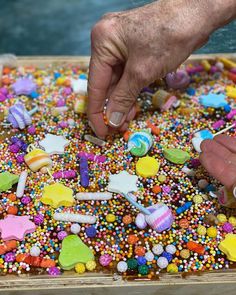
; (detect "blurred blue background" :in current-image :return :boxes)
[0,0,235,55]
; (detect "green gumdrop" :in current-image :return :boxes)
[0,172,19,192]
[127,258,138,270]
[59,235,94,270]
[138,265,149,275]
[163,148,190,164]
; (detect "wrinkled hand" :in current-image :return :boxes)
[87,0,218,138]
[200,135,236,191]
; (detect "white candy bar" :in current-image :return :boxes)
[53,212,96,224]
[76,192,112,200]
[16,171,28,198]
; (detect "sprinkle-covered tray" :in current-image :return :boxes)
[0,54,236,295]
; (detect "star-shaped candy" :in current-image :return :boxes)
[219,234,236,261]
[39,134,69,155]
[12,78,37,96]
[41,183,74,208]
[199,93,227,108]
[107,171,138,195]
[0,172,19,193]
[0,215,36,241]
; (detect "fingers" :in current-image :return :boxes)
[199,152,236,189]
[87,56,112,138]
[214,134,236,154]
[201,138,236,165]
[106,70,141,128]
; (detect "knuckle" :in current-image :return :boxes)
[112,93,135,109]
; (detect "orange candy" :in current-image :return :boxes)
[123,130,132,142]
[2,77,11,85]
[8,193,16,202]
[179,218,189,229]
[146,120,160,135]
[122,215,133,225]
[0,240,17,255]
[152,185,161,194]
[187,241,205,255]
[3,67,11,75]
[127,234,139,245]
[228,72,236,83]
[135,246,145,256]
[7,206,18,215]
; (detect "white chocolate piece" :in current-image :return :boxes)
[84,134,106,147]
[76,192,112,201]
[16,171,28,198]
[71,78,88,95]
[53,212,96,224]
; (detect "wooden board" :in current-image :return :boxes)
[0,53,236,295]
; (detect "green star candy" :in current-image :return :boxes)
[0,172,19,193]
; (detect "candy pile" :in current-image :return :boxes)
[0,57,236,279]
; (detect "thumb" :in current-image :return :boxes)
[106,70,141,128]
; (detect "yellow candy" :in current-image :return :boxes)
[226,86,236,99]
[158,174,166,183]
[229,216,236,227]
[180,249,190,259]
[217,214,227,223]
[56,77,66,86]
[75,263,85,274]
[201,60,211,71]
[106,214,116,223]
[74,96,88,114]
[219,234,236,261]
[167,263,178,273]
[193,195,203,204]
[218,57,236,69]
[197,225,207,236]
[207,226,217,238]
[136,156,160,178]
[86,260,96,271]
[41,183,74,208]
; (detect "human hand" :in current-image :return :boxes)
[199,134,236,191]
[87,0,229,138]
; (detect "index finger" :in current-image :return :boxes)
[87,55,112,138]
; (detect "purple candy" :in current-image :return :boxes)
[191,158,201,168]
[12,78,37,95]
[28,125,36,135]
[48,266,61,276]
[16,154,25,164]
[166,70,190,90]
[9,144,20,153]
[21,196,31,205]
[4,252,16,263]
[80,156,89,188]
[33,214,44,225]
[59,121,68,128]
[63,87,72,95]
[0,93,6,102]
[0,87,8,96]
[99,254,112,266]
[57,231,67,240]
[56,99,65,107]
[7,103,32,129]
[222,222,234,233]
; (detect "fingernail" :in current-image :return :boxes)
[109,112,124,127]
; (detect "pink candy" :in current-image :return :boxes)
[99,254,112,266]
[78,152,106,163]
[52,170,77,179]
[212,120,225,130]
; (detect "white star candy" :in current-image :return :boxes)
[107,171,138,195]
[39,134,69,155]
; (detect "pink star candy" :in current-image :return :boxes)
[0,215,36,241]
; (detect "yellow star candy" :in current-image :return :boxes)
[41,183,74,208]
[219,234,236,261]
